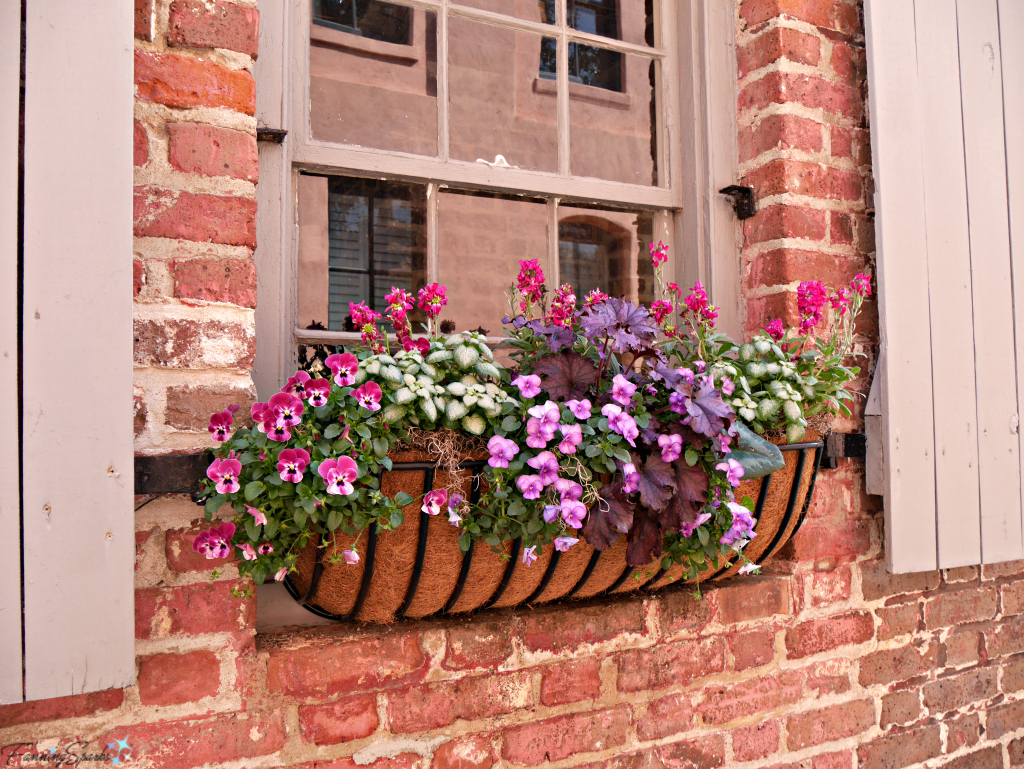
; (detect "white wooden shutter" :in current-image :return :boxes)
[17,0,136,701]
[866,0,1024,572]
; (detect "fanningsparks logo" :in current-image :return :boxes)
[1,738,131,767]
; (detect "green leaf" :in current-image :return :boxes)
[244,481,266,501]
[244,518,260,542]
[501,415,519,432]
[380,457,393,471]
[263,518,279,540]
[393,491,414,507]
[389,510,404,528]
[327,509,343,531]
[697,527,709,546]
[355,424,372,441]
[318,439,332,456]
[323,423,342,439]
[728,423,785,479]
[372,437,388,458]
[205,495,226,514]
[684,448,699,467]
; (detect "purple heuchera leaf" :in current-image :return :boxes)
[686,381,734,437]
[533,351,599,401]
[583,482,634,550]
[579,298,658,353]
[633,453,676,511]
[626,505,664,566]
[649,363,686,389]
[665,460,710,532]
[525,320,576,352]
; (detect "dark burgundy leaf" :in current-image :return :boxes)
[686,382,734,437]
[626,506,664,566]
[533,351,599,401]
[638,416,662,445]
[635,454,676,511]
[665,460,710,531]
[583,483,634,550]
[668,421,705,449]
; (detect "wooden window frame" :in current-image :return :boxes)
[253,0,740,397]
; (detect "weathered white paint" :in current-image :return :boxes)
[864,355,883,498]
[21,0,135,699]
[865,0,940,573]
[0,0,23,705]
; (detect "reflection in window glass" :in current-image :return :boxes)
[313,0,412,44]
[540,0,622,91]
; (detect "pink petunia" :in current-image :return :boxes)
[192,522,236,560]
[487,435,519,469]
[521,545,538,566]
[318,456,359,495]
[422,489,448,516]
[557,423,582,454]
[207,457,242,494]
[343,549,360,565]
[560,500,587,529]
[284,370,311,397]
[246,505,267,526]
[512,374,542,399]
[658,434,683,463]
[352,381,383,411]
[553,536,579,552]
[516,474,545,500]
[565,399,592,420]
[277,448,311,483]
[305,378,331,407]
[208,410,234,442]
[611,374,637,407]
[325,352,359,387]
[269,392,304,428]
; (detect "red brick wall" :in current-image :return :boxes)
[2,2,1024,768]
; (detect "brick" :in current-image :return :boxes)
[521,600,645,652]
[938,748,1003,769]
[857,726,941,769]
[745,160,862,201]
[698,671,804,726]
[500,706,630,764]
[660,587,713,636]
[876,602,921,640]
[786,611,873,659]
[138,651,220,706]
[859,642,938,687]
[732,720,779,762]
[729,629,775,671]
[135,0,153,39]
[388,672,532,733]
[167,123,259,183]
[945,712,982,752]
[716,576,791,624]
[739,0,861,37]
[1004,656,1024,693]
[737,27,821,77]
[616,638,726,693]
[134,318,255,370]
[102,711,286,769]
[432,735,493,769]
[134,51,255,115]
[444,620,514,670]
[636,693,694,741]
[986,616,1024,657]
[134,119,149,166]
[982,560,1024,580]
[165,526,232,572]
[739,72,862,121]
[745,291,800,334]
[880,689,919,728]
[804,657,852,695]
[805,566,853,607]
[0,689,123,728]
[172,258,258,307]
[133,258,146,298]
[923,668,998,714]
[943,565,979,584]
[299,696,379,745]
[134,394,149,436]
[861,560,940,601]
[744,204,828,244]
[740,114,824,162]
[168,0,259,58]
[830,126,869,165]
[925,588,998,629]
[1010,736,1024,767]
[267,631,426,698]
[165,383,256,433]
[1004,580,1024,614]
[829,211,874,252]
[785,698,875,750]
[540,659,601,706]
[943,629,982,667]
[134,186,257,247]
[135,581,254,639]
[982,699,1024,739]
[829,40,865,88]
[608,736,725,769]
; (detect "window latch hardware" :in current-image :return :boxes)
[257,127,288,143]
[719,185,756,220]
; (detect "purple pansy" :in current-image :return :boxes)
[720,501,756,546]
[554,536,579,552]
[557,423,582,454]
[621,462,640,494]
[554,477,583,501]
[487,435,519,468]
[716,457,744,488]
[565,398,592,419]
[658,433,683,463]
[680,512,712,538]
[526,451,560,486]
[422,489,448,516]
[611,374,637,407]
[526,418,553,449]
[516,474,545,500]
[512,374,542,399]
[522,545,538,566]
[669,391,687,414]
[560,500,587,529]
[542,505,560,523]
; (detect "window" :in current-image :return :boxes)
[540,0,626,92]
[312,0,413,44]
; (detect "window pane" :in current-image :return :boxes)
[298,174,427,332]
[565,0,654,48]
[438,190,548,334]
[557,205,658,305]
[310,4,438,156]
[451,0,549,23]
[449,18,559,173]
[570,49,657,185]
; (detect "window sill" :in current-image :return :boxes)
[310,22,420,64]
[532,77,632,109]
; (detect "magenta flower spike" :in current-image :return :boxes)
[318,456,358,496]
[565,398,592,420]
[284,370,311,397]
[560,500,587,529]
[421,489,448,516]
[658,433,683,463]
[343,549,360,565]
[326,352,359,387]
[526,451,560,486]
[487,435,519,468]
[611,374,637,407]
[277,448,311,483]
[557,423,582,454]
[515,474,544,500]
[512,374,541,399]
[352,381,383,411]
[245,505,267,526]
[521,545,538,566]
[305,378,331,407]
[765,318,785,341]
[851,272,872,297]
[208,410,233,442]
[554,536,579,552]
[207,457,242,494]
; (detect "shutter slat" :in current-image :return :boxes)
[21,0,135,699]
[957,0,1024,565]
[915,0,982,568]
[865,0,940,573]
[0,0,23,705]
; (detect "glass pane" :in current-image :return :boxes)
[556,205,657,305]
[449,18,558,173]
[565,0,654,48]
[452,0,549,23]
[438,190,548,334]
[298,174,427,333]
[310,3,438,156]
[570,49,657,185]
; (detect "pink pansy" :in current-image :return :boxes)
[246,505,267,526]
[343,549,360,565]
[528,400,561,430]
[658,434,683,463]
[284,370,311,397]
[554,536,579,552]
[422,489,448,516]
[526,418,552,449]
[325,352,359,387]
[352,381,383,411]
[208,410,233,442]
[207,457,242,494]
[267,423,291,442]
[269,392,304,428]
[669,392,686,415]
[557,423,582,454]
[713,433,733,455]
[716,457,744,488]
[602,405,638,447]
[565,399,592,420]
[621,462,640,494]
[516,474,545,500]
[258,543,274,555]
[192,522,236,560]
[720,502,757,546]
[318,456,358,495]
[239,543,257,561]
[721,377,735,396]
[680,512,712,538]
[527,451,560,486]
[611,375,637,407]
[521,545,538,566]
[554,477,582,501]
[305,379,331,407]
[560,500,587,529]
[543,505,560,523]
[487,435,519,468]
[274,567,288,582]
[511,374,542,399]
[277,448,311,483]
[765,318,785,341]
